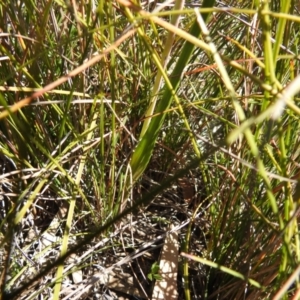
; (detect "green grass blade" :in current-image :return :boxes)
[129,0,216,184]
[181,252,262,289]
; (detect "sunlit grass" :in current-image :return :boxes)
[0,0,300,299]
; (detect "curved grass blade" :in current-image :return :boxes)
[129,0,216,184]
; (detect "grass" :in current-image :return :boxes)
[0,0,300,299]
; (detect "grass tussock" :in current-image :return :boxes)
[0,0,300,299]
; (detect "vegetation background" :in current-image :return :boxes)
[0,0,300,299]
